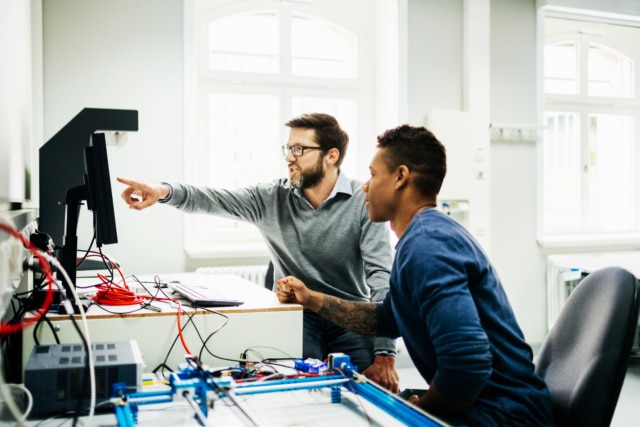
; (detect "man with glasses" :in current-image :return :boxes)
[117,113,399,392]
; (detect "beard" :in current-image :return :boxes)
[290,156,325,190]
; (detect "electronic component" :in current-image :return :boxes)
[140,302,162,312]
[111,353,444,427]
[328,352,354,372]
[294,357,327,374]
[24,339,144,416]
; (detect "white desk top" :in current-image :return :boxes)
[50,272,302,317]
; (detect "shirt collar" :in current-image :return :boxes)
[292,170,353,201]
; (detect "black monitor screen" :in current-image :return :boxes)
[84,133,117,247]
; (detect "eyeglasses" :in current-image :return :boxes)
[281,145,324,157]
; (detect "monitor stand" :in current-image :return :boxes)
[57,184,89,314]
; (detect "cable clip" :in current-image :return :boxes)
[140,302,162,312]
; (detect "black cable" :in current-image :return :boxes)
[96,246,115,277]
[154,310,199,378]
[197,308,233,362]
[153,305,238,377]
[130,274,168,304]
[67,312,90,427]
[75,234,96,269]
[91,302,146,316]
[32,314,61,346]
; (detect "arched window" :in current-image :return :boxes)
[184,0,398,258]
[542,15,640,243]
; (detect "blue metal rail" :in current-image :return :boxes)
[111,355,449,426]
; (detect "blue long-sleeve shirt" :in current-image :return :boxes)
[376,208,554,426]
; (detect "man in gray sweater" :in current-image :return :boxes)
[117,113,399,391]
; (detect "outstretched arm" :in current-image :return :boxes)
[278,276,398,391]
[277,276,378,336]
[117,177,171,210]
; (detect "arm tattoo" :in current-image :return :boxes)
[318,295,377,336]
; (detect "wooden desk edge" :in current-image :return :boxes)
[32,303,303,320]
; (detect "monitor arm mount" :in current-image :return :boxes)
[59,184,90,314]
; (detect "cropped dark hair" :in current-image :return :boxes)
[376,124,447,197]
[286,113,349,167]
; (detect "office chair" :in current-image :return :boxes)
[534,266,640,427]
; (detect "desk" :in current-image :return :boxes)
[22,272,303,375]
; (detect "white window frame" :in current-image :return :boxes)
[183,0,403,259]
[538,6,640,251]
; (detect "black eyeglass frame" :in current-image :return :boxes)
[281,145,325,157]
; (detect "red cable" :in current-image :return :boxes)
[91,273,145,305]
[0,225,195,359]
[175,299,193,356]
[84,258,193,356]
[83,252,129,289]
[90,268,192,356]
[0,222,55,336]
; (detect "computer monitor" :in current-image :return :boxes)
[58,133,117,289]
[38,108,137,290]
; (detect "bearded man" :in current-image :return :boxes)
[117,113,399,391]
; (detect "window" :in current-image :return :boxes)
[185,0,398,258]
[541,15,640,245]
[208,11,279,74]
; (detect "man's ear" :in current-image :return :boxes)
[325,147,340,165]
[394,165,410,190]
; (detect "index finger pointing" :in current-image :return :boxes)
[116,177,139,187]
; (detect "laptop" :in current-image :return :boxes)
[167,280,244,307]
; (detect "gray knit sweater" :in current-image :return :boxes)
[165,172,395,352]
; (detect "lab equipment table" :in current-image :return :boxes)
[22,272,303,375]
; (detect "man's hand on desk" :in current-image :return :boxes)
[362,354,400,394]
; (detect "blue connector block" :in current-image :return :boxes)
[294,358,327,374]
[328,353,357,373]
[331,385,342,403]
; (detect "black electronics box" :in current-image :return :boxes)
[24,340,144,416]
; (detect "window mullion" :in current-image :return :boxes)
[579,109,590,230]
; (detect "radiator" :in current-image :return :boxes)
[196,264,269,287]
[546,257,584,331]
[546,252,640,353]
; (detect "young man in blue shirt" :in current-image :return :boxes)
[276,124,555,426]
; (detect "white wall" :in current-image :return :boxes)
[489,0,546,343]
[0,1,33,205]
[406,0,547,342]
[37,0,640,344]
[41,0,186,274]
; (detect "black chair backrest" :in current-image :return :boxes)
[534,266,640,427]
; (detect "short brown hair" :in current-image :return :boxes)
[286,113,349,167]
